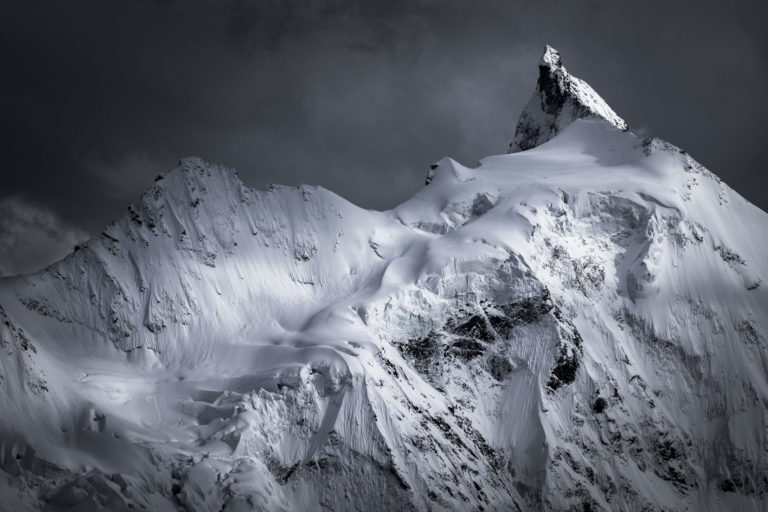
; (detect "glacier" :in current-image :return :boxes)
[0,46,766,511]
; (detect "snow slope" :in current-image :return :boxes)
[0,46,766,511]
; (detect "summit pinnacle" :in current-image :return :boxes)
[508,45,628,153]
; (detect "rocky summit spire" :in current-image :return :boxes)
[508,45,628,153]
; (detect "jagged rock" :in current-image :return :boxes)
[508,45,628,153]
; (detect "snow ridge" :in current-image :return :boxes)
[509,45,628,153]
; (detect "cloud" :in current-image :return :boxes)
[0,197,89,278]
[83,150,165,199]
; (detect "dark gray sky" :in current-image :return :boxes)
[2,0,767,276]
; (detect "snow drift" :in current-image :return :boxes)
[0,46,766,511]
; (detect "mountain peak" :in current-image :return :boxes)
[146,156,244,200]
[541,44,562,68]
[508,45,628,153]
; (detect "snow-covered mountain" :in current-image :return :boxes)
[1,46,767,511]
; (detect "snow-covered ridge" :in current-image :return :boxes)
[0,47,767,511]
[509,45,628,153]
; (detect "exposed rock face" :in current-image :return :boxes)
[508,45,628,153]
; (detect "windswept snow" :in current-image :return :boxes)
[0,46,767,511]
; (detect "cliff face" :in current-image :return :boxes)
[0,47,766,511]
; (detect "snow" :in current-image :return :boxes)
[0,46,767,511]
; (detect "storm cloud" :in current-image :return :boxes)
[0,197,87,277]
[2,0,767,273]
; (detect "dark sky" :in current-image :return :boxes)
[2,0,767,276]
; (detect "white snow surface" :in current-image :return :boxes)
[1,48,767,511]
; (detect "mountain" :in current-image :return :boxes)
[1,46,767,512]
[508,45,628,153]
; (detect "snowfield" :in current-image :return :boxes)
[0,46,766,511]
